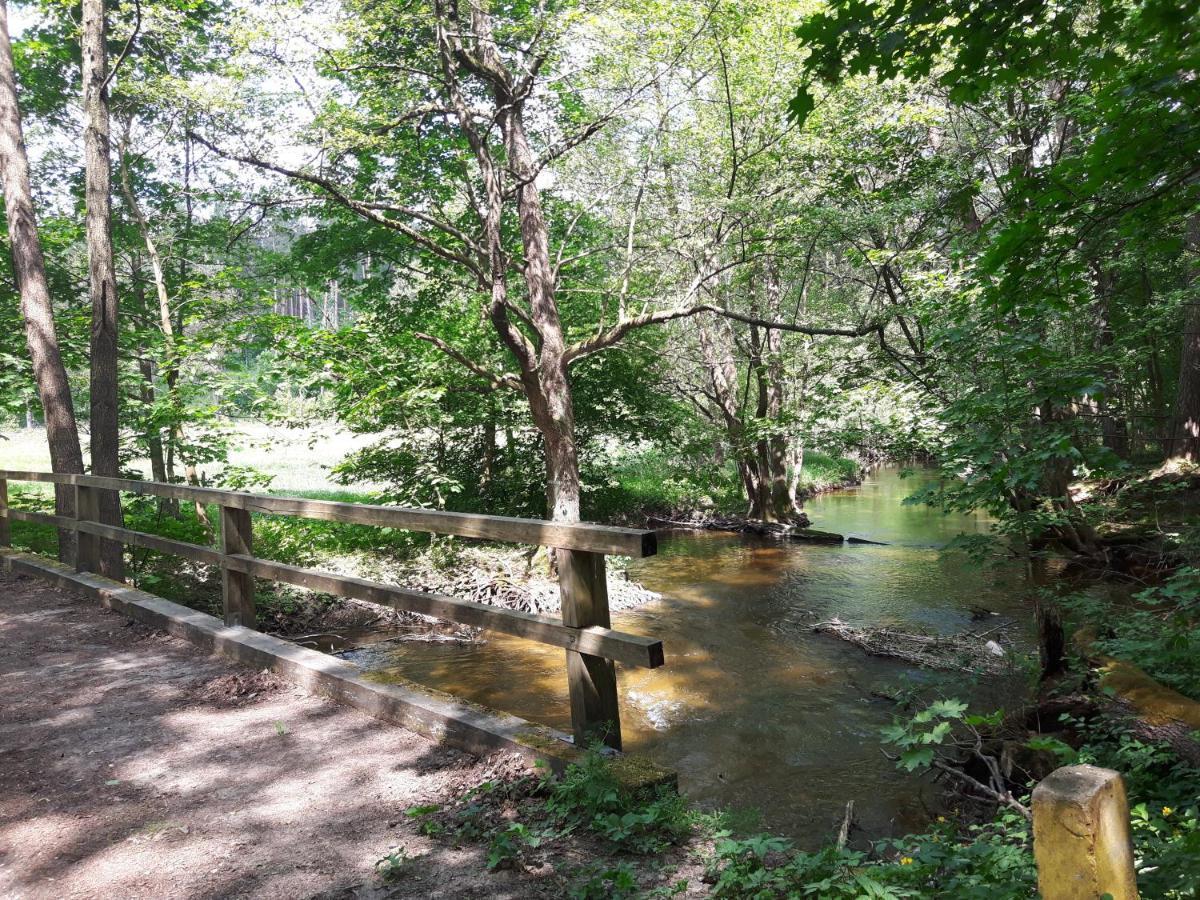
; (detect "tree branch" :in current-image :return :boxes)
[414,332,523,393]
[100,0,140,95]
[565,304,884,365]
[187,132,486,278]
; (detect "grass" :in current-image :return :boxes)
[3,423,860,520]
[3,423,861,623]
[583,445,860,522]
[0,423,387,493]
[795,451,862,496]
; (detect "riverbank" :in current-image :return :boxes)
[593,449,861,527]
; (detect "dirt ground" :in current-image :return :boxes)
[0,570,598,899]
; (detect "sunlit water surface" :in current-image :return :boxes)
[340,468,1043,846]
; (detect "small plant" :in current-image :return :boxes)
[568,862,640,899]
[374,846,411,882]
[485,822,544,871]
[273,720,288,736]
[543,750,691,852]
[1063,568,1200,700]
[880,700,1029,819]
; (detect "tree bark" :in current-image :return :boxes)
[82,0,123,579]
[0,0,83,561]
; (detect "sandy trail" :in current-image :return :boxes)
[0,570,548,899]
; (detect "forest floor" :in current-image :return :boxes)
[0,571,707,899]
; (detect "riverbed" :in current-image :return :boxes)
[340,468,1039,846]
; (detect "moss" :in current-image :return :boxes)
[608,752,678,794]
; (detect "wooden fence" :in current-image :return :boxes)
[0,470,664,751]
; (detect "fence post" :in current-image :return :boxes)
[0,477,9,548]
[75,484,100,574]
[1032,764,1139,900]
[220,504,256,628]
[558,549,622,751]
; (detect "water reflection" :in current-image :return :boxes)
[341,468,1038,846]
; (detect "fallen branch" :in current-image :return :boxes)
[932,760,1032,821]
[836,800,855,849]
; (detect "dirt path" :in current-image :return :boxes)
[0,571,554,899]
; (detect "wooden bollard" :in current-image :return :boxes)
[220,505,256,628]
[75,484,101,574]
[558,548,622,751]
[0,477,9,547]
[1032,764,1139,900]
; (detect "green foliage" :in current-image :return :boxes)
[567,862,640,900]
[581,445,743,521]
[543,751,691,854]
[486,822,548,871]
[703,709,1200,898]
[1063,568,1200,700]
[880,698,970,772]
[1063,714,1200,897]
[374,846,411,883]
[704,814,1035,899]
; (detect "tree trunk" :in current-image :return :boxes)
[118,130,207,530]
[1036,594,1067,680]
[481,420,496,498]
[0,0,83,562]
[503,109,579,522]
[1092,263,1129,458]
[747,268,802,523]
[697,317,763,516]
[1170,216,1200,461]
[82,0,123,579]
[137,359,168,484]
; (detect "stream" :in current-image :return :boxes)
[339,467,1042,846]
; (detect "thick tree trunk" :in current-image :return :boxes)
[747,273,803,523]
[0,0,83,561]
[82,0,123,579]
[487,17,579,523]
[697,318,763,516]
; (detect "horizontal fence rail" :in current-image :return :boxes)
[0,469,663,749]
[0,470,656,557]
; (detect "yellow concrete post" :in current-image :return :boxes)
[1032,764,1139,900]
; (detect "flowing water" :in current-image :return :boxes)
[340,468,1041,846]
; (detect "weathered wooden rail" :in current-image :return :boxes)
[0,469,662,751]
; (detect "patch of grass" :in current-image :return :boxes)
[0,422,388,492]
[794,451,861,496]
[582,446,741,521]
[581,445,859,522]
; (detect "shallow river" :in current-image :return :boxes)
[341,468,1041,846]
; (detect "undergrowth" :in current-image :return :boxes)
[1063,567,1200,701]
[401,705,1200,899]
